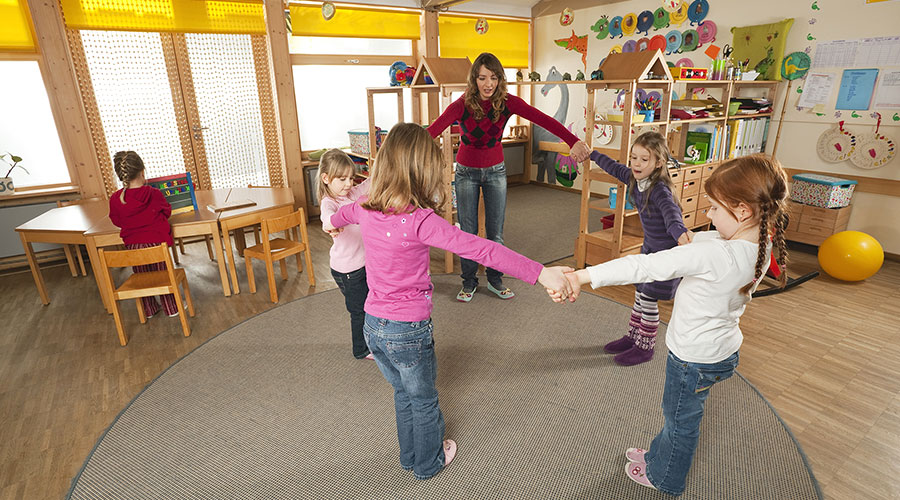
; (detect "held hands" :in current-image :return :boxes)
[569,140,591,163]
[321,219,342,238]
[546,269,591,303]
[677,230,694,246]
[538,266,575,302]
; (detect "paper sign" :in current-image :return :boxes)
[704,44,721,59]
[797,72,835,108]
[836,69,879,110]
[873,70,900,108]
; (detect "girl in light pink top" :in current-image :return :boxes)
[324,123,573,480]
[318,149,372,360]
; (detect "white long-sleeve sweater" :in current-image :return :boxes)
[587,231,766,363]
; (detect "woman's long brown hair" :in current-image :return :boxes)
[464,52,508,123]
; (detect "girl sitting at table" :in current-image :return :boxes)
[108,150,179,318]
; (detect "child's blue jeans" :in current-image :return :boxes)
[363,314,446,479]
[330,266,369,358]
[644,350,739,495]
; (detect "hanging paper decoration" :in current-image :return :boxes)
[649,34,667,52]
[322,1,336,20]
[560,8,574,26]
[610,44,623,54]
[475,17,489,34]
[669,3,688,25]
[817,122,857,162]
[636,10,654,35]
[653,8,670,30]
[666,30,682,54]
[687,0,709,25]
[591,15,611,39]
[850,115,895,169]
[622,40,637,53]
[697,20,716,44]
[682,29,700,52]
[609,16,624,38]
[622,13,638,36]
[554,30,588,67]
[676,57,694,67]
[554,151,580,187]
[781,51,810,80]
[704,44,721,59]
[663,0,683,13]
[637,37,651,52]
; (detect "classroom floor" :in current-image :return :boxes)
[0,218,898,500]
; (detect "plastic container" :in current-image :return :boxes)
[609,187,635,210]
[791,173,857,208]
[347,127,387,156]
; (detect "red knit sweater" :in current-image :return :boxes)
[108,185,174,246]
[428,94,578,168]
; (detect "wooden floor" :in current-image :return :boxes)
[0,219,898,500]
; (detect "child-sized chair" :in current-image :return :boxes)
[98,243,195,346]
[244,208,315,303]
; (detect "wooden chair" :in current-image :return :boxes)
[244,208,315,303]
[98,243,195,346]
[57,197,103,276]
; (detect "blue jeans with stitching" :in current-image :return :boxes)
[644,351,739,495]
[363,314,446,479]
[454,162,507,290]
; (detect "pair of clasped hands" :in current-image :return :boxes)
[538,267,589,304]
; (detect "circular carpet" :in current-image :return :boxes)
[68,275,821,499]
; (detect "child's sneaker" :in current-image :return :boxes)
[486,283,515,299]
[442,439,457,467]
[625,461,656,490]
[456,287,476,302]
[167,310,179,318]
[604,335,634,354]
[625,447,646,462]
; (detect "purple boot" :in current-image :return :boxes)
[604,335,635,354]
[613,345,654,366]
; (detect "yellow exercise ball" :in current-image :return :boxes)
[817,231,884,281]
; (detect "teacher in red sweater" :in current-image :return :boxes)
[428,52,590,302]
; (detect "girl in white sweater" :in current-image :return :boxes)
[552,154,789,496]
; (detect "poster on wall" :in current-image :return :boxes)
[836,69,879,110]
[797,73,835,109]
[873,70,900,108]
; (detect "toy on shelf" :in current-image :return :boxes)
[529,71,541,81]
[147,173,198,215]
[673,66,708,80]
[389,61,415,87]
[576,70,585,80]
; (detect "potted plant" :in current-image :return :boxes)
[0,153,28,196]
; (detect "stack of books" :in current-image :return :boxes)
[670,99,724,121]
[728,98,772,115]
[724,118,770,158]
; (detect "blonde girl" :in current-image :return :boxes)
[317,149,372,360]
[588,132,692,366]
[554,154,789,495]
[323,123,572,480]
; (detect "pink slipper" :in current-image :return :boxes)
[442,439,457,467]
[625,447,647,462]
[364,353,375,360]
[625,461,657,490]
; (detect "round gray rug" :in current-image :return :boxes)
[68,275,821,499]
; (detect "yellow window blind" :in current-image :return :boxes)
[1,0,35,51]
[438,15,529,69]
[59,0,266,34]
[289,4,420,39]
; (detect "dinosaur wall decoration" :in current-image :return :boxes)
[554,30,588,68]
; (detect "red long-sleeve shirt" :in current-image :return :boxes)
[108,185,174,246]
[428,94,579,168]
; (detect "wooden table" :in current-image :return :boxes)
[15,200,110,305]
[84,189,233,313]
[216,187,295,294]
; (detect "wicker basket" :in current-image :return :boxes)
[348,127,387,156]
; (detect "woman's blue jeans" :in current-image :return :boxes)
[363,314,446,480]
[454,162,507,290]
[644,351,739,495]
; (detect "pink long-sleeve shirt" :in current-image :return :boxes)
[331,200,543,322]
[319,179,369,273]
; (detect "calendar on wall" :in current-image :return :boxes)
[146,172,198,215]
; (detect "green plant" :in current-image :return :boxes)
[1,153,29,177]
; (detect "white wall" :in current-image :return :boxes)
[532,0,900,253]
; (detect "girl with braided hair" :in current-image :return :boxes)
[108,151,180,318]
[550,154,788,496]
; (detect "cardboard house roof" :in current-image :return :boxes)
[598,49,672,81]
[412,56,471,86]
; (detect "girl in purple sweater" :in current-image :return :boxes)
[589,132,692,366]
[428,52,590,302]
[324,123,573,480]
